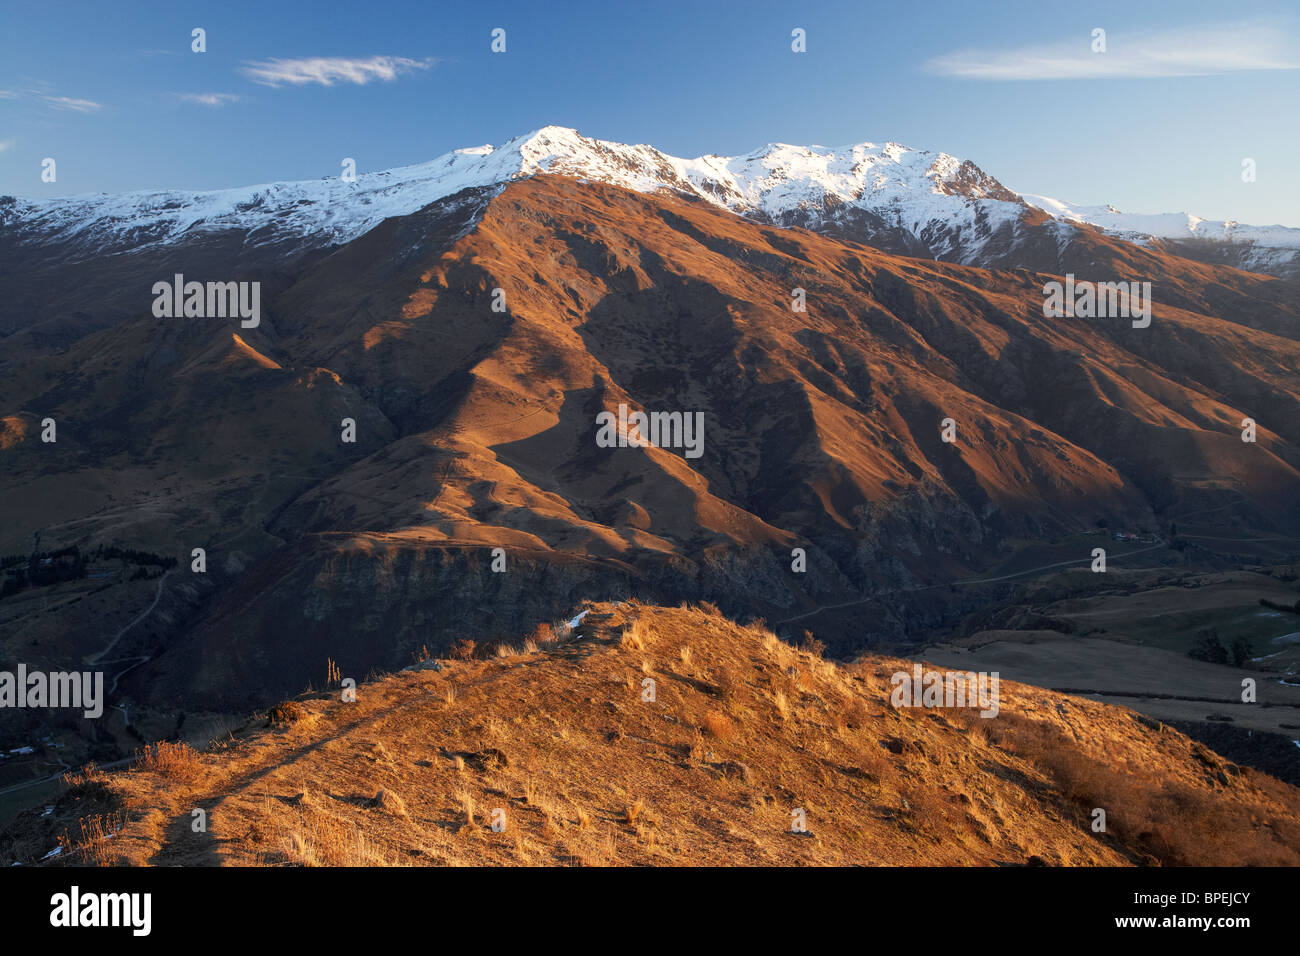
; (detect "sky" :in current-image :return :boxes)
[2,0,1299,226]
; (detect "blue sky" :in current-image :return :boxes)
[2,0,1298,226]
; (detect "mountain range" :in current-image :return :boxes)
[6,126,1299,276]
[1,125,1298,719]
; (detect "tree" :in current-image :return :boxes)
[1230,637,1254,667]
[1189,630,1228,665]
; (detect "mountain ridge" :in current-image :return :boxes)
[4,171,1295,712]
[6,125,1297,278]
[10,601,1298,867]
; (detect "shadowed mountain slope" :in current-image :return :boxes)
[2,173,1298,712]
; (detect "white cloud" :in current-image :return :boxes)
[925,21,1300,80]
[240,55,434,88]
[0,139,14,153]
[43,95,102,112]
[177,92,241,106]
[0,90,19,99]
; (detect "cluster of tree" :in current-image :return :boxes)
[1188,630,1254,667]
[91,544,178,568]
[0,545,87,596]
[0,543,177,600]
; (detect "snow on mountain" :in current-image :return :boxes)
[0,126,1030,264]
[1020,193,1300,276]
[3,125,1296,278]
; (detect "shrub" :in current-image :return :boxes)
[701,710,735,741]
[133,740,202,781]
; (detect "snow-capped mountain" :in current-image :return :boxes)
[3,125,1296,278]
[0,126,1030,265]
[1020,193,1300,279]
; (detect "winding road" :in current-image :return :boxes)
[88,569,171,666]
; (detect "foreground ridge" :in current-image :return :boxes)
[10,602,1298,867]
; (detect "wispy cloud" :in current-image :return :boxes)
[240,55,434,88]
[43,95,102,112]
[176,92,241,107]
[0,139,15,153]
[925,21,1300,80]
[0,90,19,100]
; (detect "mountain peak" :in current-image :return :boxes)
[2,126,1029,262]
[6,126,1296,277]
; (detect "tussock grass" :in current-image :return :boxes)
[773,690,791,721]
[133,741,203,781]
[624,799,645,826]
[283,811,393,866]
[702,709,736,741]
[58,811,125,866]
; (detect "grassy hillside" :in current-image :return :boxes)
[7,601,1298,866]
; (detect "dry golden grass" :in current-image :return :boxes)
[21,601,1299,868]
[985,708,1300,865]
[772,690,791,721]
[527,622,559,646]
[132,740,203,781]
[366,788,409,817]
[800,631,825,659]
[283,811,394,866]
[624,799,645,826]
[701,709,736,741]
[57,811,125,867]
[456,788,476,827]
